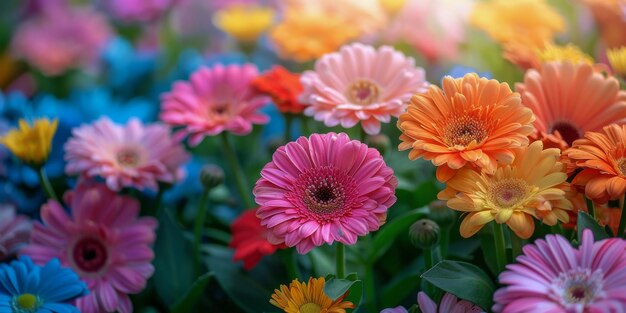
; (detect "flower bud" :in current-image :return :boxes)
[200,164,224,189]
[428,200,457,227]
[409,219,440,249]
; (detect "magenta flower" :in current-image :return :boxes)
[160,64,270,146]
[0,204,31,260]
[300,43,429,135]
[21,181,158,313]
[380,292,484,313]
[64,117,189,191]
[254,133,397,254]
[104,0,178,22]
[493,229,626,312]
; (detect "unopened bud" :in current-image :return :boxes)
[428,200,457,227]
[200,164,224,189]
[409,219,440,249]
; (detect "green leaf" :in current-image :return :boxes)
[171,272,213,313]
[577,211,610,242]
[323,274,363,310]
[368,207,426,263]
[421,260,495,311]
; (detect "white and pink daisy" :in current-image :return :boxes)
[0,204,31,261]
[64,117,190,191]
[160,64,270,146]
[254,132,397,254]
[493,229,626,312]
[300,43,429,135]
[21,181,158,313]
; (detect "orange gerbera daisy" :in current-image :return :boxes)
[568,124,626,204]
[398,73,535,182]
[270,277,354,313]
[440,141,572,239]
[516,62,626,149]
[252,66,306,114]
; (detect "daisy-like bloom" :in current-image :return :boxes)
[254,133,397,254]
[252,66,306,114]
[213,5,274,42]
[64,117,189,191]
[301,43,429,135]
[22,181,158,313]
[516,62,626,150]
[270,277,354,313]
[493,229,626,312]
[583,0,626,48]
[440,141,572,239]
[104,0,177,23]
[536,44,594,67]
[398,73,535,182]
[0,118,57,167]
[160,64,270,146]
[380,292,485,313]
[607,46,626,76]
[0,256,88,313]
[0,204,31,260]
[567,124,626,204]
[230,208,286,270]
[503,43,595,71]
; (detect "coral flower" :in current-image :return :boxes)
[229,208,286,270]
[568,124,626,204]
[0,204,31,261]
[516,62,626,149]
[213,5,274,42]
[301,43,429,135]
[252,66,306,114]
[398,73,535,182]
[493,229,626,312]
[270,277,354,313]
[0,118,57,167]
[583,0,626,48]
[22,181,158,313]
[160,64,270,146]
[607,46,626,76]
[440,141,572,239]
[64,117,189,191]
[254,133,397,254]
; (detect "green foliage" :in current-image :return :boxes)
[577,211,610,243]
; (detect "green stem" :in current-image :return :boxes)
[300,116,311,136]
[37,167,59,202]
[284,114,293,142]
[585,197,595,219]
[220,133,254,209]
[193,188,211,276]
[360,127,367,143]
[492,222,507,273]
[365,264,377,313]
[280,249,299,279]
[424,248,434,272]
[510,233,523,262]
[440,225,451,259]
[152,187,164,217]
[336,243,345,279]
[618,195,626,238]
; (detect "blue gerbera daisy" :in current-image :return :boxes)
[0,256,88,313]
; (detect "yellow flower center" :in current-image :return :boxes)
[15,293,39,310]
[347,80,380,105]
[616,158,626,176]
[300,302,322,313]
[444,115,488,147]
[489,179,529,208]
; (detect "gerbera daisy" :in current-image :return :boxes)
[0,118,57,167]
[252,66,306,114]
[300,43,429,135]
[270,277,354,313]
[22,181,158,313]
[254,133,397,254]
[568,124,626,204]
[440,141,571,239]
[213,5,274,43]
[607,46,626,76]
[493,229,626,312]
[229,208,286,270]
[0,204,31,260]
[516,62,626,149]
[160,64,270,146]
[64,117,189,191]
[398,73,535,182]
[381,292,485,313]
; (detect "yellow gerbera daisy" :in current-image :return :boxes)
[537,44,594,66]
[439,141,572,239]
[1,118,57,166]
[270,277,354,313]
[607,46,626,76]
[213,5,274,43]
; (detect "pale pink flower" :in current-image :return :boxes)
[22,181,158,313]
[493,229,626,312]
[64,117,190,191]
[104,0,178,22]
[160,64,270,146]
[0,204,31,260]
[418,292,485,313]
[300,43,429,135]
[254,132,397,254]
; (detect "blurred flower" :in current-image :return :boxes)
[229,208,285,270]
[418,292,484,313]
[102,0,177,23]
[101,37,158,96]
[583,0,626,48]
[440,141,571,239]
[252,66,306,114]
[0,118,57,167]
[493,230,626,312]
[398,73,534,183]
[270,277,354,312]
[607,46,626,76]
[301,43,429,135]
[11,5,111,76]
[0,256,88,313]
[445,65,492,79]
[22,181,158,313]
[516,62,626,149]
[160,64,270,146]
[213,5,274,43]
[254,133,397,254]
[537,44,594,66]
[378,0,407,15]
[64,117,189,191]
[568,124,626,204]
[0,204,31,260]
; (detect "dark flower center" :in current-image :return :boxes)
[72,237,108,273]
[550,121,581,146]
[444,114,488,147]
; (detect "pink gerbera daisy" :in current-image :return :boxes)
[300,43,429,135]
[21,181,158,313]
[254,132,398,254]
[64,117,190,191]
[493,229,626,312]
[0,204,31,261]
[160,63,270,146]
[380,292,484,313]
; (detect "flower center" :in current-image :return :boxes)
[489,179,529,208]
[116,148,141,168]
[211,102,230,117]
[616,158,626,176]
[551,268,604,307]
[72,237,108,273]
[443,114,488,147]
[549,121,581,146]
[347,80,380,105]
[12,293,40,312]
[300,302,322,313]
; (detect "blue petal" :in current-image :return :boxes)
[41,303,80,313]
